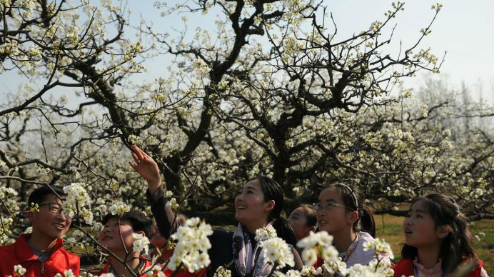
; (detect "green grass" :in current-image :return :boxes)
[375,214,494,276]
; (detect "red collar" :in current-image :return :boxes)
[14,234,64,263]
[99,256,152,277]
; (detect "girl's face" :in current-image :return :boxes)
[288,207,312,241]
[403,200,446,248]
[234,179,273,229]
[316,187,355,236]
[98,218,135,253]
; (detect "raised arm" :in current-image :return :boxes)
[129,145,174,238]
[129,145,162,194]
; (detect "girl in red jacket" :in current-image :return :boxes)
[393,193,488,277]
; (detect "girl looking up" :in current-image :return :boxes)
[315,183,385,267]
[129,145,303,277]
[393,193,488,277]
[288,204,317,242]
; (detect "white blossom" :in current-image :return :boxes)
[109,201,131,217]
[297,231,335,266]
[14,265,26,276]
[363,238,394,260]
[63,183,93,224]
[255,225,277,241]
[63,269,75,277]
[213,266,231,277]
[147,266,165,277]
[260,237,295,268]
[300,266,322,277]
[169,218,213,273]
[132,233,150,255]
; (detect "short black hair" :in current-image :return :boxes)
[28,186,66,206]
[102,210,152,238]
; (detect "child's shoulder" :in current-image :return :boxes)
[461,259,488,277]
[391,259,414,277]
[0,242,16,255]
[58,247,80,258]
[358,232,374,241]
[0,236,21,254]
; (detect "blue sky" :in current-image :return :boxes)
[125,0,494,102]
[1,0,493,104]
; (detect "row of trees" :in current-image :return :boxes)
[1,0,493,260]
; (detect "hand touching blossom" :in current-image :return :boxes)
[129,145,162,193]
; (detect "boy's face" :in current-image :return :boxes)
[27,194,72,240]
[98,217,135,252]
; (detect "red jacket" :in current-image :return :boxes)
[96,257,152,277]
[0,234,80,277]
[392,258,484,277]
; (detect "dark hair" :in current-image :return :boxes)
[299,204,317,227]
[28,186,66,206]
[328,183,375,237]
[255,176,297,246]
[401,194,478,274]
[102,210,153,238]
[174,213,187,227]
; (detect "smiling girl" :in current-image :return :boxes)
[393,193,488,277]
[129,145,303,277]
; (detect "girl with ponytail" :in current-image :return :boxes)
[252,176,298,246]
[314,183,386,267]
[393,193,488,277]
[129,146,302,277]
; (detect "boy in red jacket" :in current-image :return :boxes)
[0,186,80,277]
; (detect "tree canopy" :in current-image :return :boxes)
[1,0,493,263]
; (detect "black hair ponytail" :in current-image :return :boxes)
[360,206,376,237]
[271,216,297,246]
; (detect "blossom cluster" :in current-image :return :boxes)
[109,201,131,217]
[213,266,231,277]
[132,233,151,255]
[255,225,277,241]
[260,237,295,268]
[165,191,180,211]
[13,264,26,277]
[147,265,165,277]
[346,261,393,277]
[300,266,322,277]
[297,231,335,266]
[0,187,19,218]
[0,217,14,244]
[168,218,213,273]
[363,238,394,260]
[63,183,93,224]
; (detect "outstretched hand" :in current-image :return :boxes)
[129,145,161,193]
